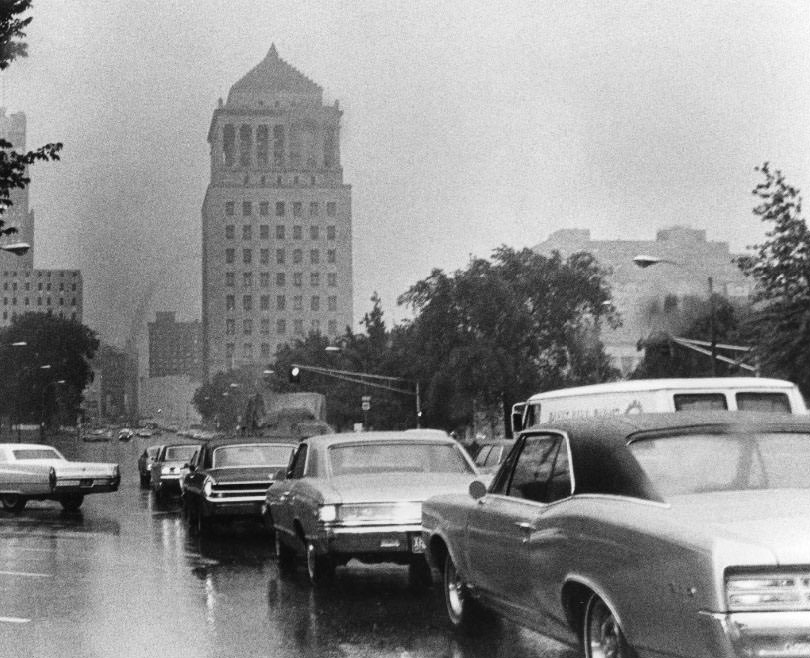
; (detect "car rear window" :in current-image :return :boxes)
[673,393,728,411]
[736,392,791,412]
[212,444,294,468]
[629,431,810,497]
[329,442,474,476]
[12,448,62,460]
[163,445,198,461]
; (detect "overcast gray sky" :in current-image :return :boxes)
[5,1,810,349]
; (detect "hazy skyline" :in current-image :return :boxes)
[5,1,810,353]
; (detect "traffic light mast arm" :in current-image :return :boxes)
[289,363,423,427]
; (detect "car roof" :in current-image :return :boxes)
[304,430,457,447]
[527,377,798,401]
[522,411,810,502]
[205,435,300,450]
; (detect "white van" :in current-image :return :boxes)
[513,377,807,432]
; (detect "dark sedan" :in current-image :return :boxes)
[182,436,297,535]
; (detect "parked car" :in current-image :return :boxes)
[137,444,163,488]
[0,463,57,512]
[150,443,200,499]
[0,443,120,512]
[265,431,481,586]
[118,428,134,442]
[472,439,513,475]
[423,412,810,658]
[182,436,297,535]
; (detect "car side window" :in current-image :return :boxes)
[507,434,571,503]
[288,444,308,479]
[305,447,318,477]
[485,447,503,468]
[474,446,492,467]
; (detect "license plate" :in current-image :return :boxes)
[411,535,426,554]
[79,479,93,488]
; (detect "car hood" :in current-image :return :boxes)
[668,489,810,564]
[322,472,477,504]
[205,466,285,482]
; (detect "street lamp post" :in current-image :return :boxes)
[632,255,717,375]
[40,378,66,440]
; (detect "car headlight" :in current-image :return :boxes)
[727,571,810,611]
[318,504,337,523]
[203,477,214,497]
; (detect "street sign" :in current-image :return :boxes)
[361,395,371,411]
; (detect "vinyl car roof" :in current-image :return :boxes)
[525,411,810,502]
[204,435,299,450]
[304,430,457,447]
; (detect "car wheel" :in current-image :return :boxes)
[305,541,334,585]
[443,552,487,630]
[0,494,27,513]
[60,494,84,512]
[408,558,433,588]
[274,531,295,573]
[583,593,635,658]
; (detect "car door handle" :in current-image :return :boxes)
[515,521,533,531]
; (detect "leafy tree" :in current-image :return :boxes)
[736,163,810,393]
[0,1,62,227]
[0,312,99,429]
[191,367,258,431]
[398,246,619,435]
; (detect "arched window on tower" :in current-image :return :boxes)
[273,125,285,167]
[256,125,269,167]
[222,124,235,166]
[239,124,252,167]
[324,127,336,168]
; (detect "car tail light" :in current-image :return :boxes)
[727,571,810,611]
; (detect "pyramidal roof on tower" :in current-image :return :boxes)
[227,44,322,102]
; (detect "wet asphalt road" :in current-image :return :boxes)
[0,434,577,658]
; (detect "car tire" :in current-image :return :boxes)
[0,494,27,513]
[408,558,433,588]
[274,531,296,573]
[305,541,334,585]
[583,593,636,658]
[139,473,150,488]
[443,552,487,630]
[60,494,84,512]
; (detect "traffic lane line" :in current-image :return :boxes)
[0,570,51,578]
[0,616,30,624]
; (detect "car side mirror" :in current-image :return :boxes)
[275,469,287,481]
[469,480,487,500]
[187,464,196,473]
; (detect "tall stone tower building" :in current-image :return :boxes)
[0,109,35,268]
[201,46,353,380]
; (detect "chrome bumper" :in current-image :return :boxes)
[702,610,810,657]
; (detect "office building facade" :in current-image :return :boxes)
[148,311,203,380]
[201,45,353,379]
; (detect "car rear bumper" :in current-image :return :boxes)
[54,478,119,495]
[309,524,426,562]
[201,498,264,519]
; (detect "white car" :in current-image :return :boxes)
[0,443,120,512]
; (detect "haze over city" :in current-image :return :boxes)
[4,0,810,350]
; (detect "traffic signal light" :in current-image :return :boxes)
[289,366,301,383]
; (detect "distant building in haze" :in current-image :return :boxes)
[534,227,752,375]
[84,342,139,425]
[201,45,353,380]
[0,109,83,327]
[148,311,202,380]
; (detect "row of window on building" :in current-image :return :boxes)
[225,200,338,218]
[224,323,338,362]
[224,271,338,288]
[225,247,337,266]
[2,309,77,321]
[3,296,78,307]
[225,294,337,313]
[3,280,78,292]
[225,224,337,241]
[224,317,338,337]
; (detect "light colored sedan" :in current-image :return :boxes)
[0,464,56,512]
[265,431,481,586]
[0,443,119,512]
[423,412,810,658]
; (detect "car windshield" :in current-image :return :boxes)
[12,448,63,460]
[629,431,810,497]
[328,441,474,476]
[212,444,294,468]
[162,445,197,461]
